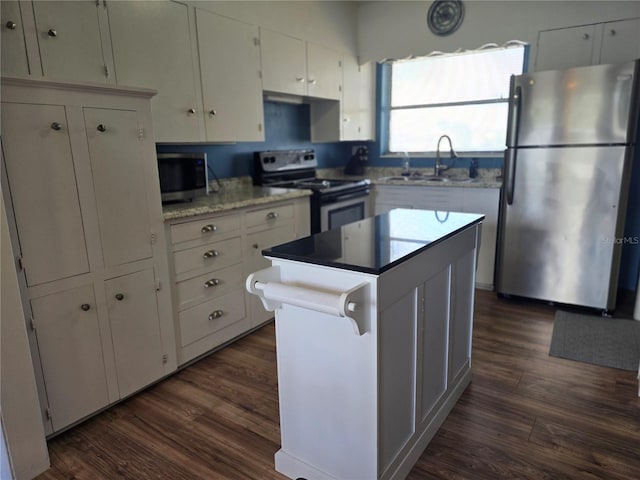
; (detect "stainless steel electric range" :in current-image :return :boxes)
[253,149,371,234]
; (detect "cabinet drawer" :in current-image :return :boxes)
[246,203,294,229]
[173,236,241,277]
[176,263,243,310]
[247,225,298,268]
[170,214,240,245]
[179,289,246,347]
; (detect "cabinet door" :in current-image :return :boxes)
[1,102,89,286]
[260,28,306,96]
[342,57,375,141]
[31,285,109,432]
[535,25,596,71]
[599,18,640,65]
[32,1,110,83]
[108,1,202,142]
[84,108,153,268]
[306,42,342,100]
[196,9,264,142]
[105,269,164,398]
[1,1,29,76]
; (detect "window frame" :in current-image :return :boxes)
[381,45,528,157]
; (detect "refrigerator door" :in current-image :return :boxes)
[508,61,637,147]
[497,146,627,309]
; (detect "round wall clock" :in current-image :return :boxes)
[427,0,465,36]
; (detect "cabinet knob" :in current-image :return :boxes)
[582,33,590,40]
[203,249,219,259]
[609,29,617,36]
[266,211,279,220]
[6,21,17,30]
[201,224,216,233]
[97,124,106,132]
[48,28,57,37]
[308,78,317,85]
[204,278,220,288]
[252,243,259,249]
[208,309,224,320]
[115,293,124,301]
[295,76,306,83]
[81,303,91,311]
[209,109,217,116]
[50,122,62,131]
[187,108,196,114]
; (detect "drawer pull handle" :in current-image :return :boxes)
[51,122,62,131]
[115,293,125,301]
[204,278,220,288]
[266,211,279,220]
[81,303,91,311]
[201,224,216,233]
[203,249,219,259]
[208,309,224,320]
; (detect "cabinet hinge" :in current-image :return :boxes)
[155,280,161,292]
[339,60,342,68]
[29,315,36,332]
[45,407,52,420]
[162,353,168,364]
[339,85,342,92]
[253,37,260,47]
[258,70,262,79]
[103,64,110,78]
[150,232,157,244]
[16,255,24,271]
[138,128,144,140]
[258,123,263,133]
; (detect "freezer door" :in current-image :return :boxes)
[509,61,637,147]
[497,146,627,309]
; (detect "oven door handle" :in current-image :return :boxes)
[321,189,370,204]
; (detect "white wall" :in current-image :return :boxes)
[190,1,359,54]
[1,189,50,479]
[357,0,640,64]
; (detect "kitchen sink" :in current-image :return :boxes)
[379,175,478,183]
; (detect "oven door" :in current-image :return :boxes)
[320,191,371,232]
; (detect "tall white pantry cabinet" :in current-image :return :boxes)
[0,77,177,436]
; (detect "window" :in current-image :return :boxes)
[385,45,526,154]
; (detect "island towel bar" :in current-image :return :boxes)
[246,266,369,335]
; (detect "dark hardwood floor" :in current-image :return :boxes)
[37,290,640,480]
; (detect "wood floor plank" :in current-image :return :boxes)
[36,290,640,479]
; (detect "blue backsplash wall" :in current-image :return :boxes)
[157,101,359,178]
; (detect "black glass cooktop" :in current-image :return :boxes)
[263,209,484,275]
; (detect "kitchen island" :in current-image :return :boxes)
[246,209,484,480]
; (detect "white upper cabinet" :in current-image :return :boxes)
[598,18,640,65]
[535,24,597,71]
[260,28,342,100]
[1,102,90,286]
[196,9,264,142]
[342,57,375,141]
[32,1,113,83]
[1,1,30,76]
[107,1,202,142]
[535,18,640,72]
[260,28,307,96]
[306,42,342,100]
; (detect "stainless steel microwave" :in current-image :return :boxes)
[157,152,208,203]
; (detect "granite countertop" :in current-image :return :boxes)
[319,167,502,189]
[264,209,484,275]
[162,177,312,221]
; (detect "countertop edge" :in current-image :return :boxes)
[162,188,312,222]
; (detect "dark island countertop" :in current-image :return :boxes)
[263,209,484,275]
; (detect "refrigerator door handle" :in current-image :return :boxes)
[505,148,517,205]
[506,84,522,147]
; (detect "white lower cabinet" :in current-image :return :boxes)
[166,197,310,365]
[374,185,499,289]
[30,284,109,433]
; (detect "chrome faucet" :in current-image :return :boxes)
[435,135,457,176]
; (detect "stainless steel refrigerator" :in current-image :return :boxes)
[496,60,640,311]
